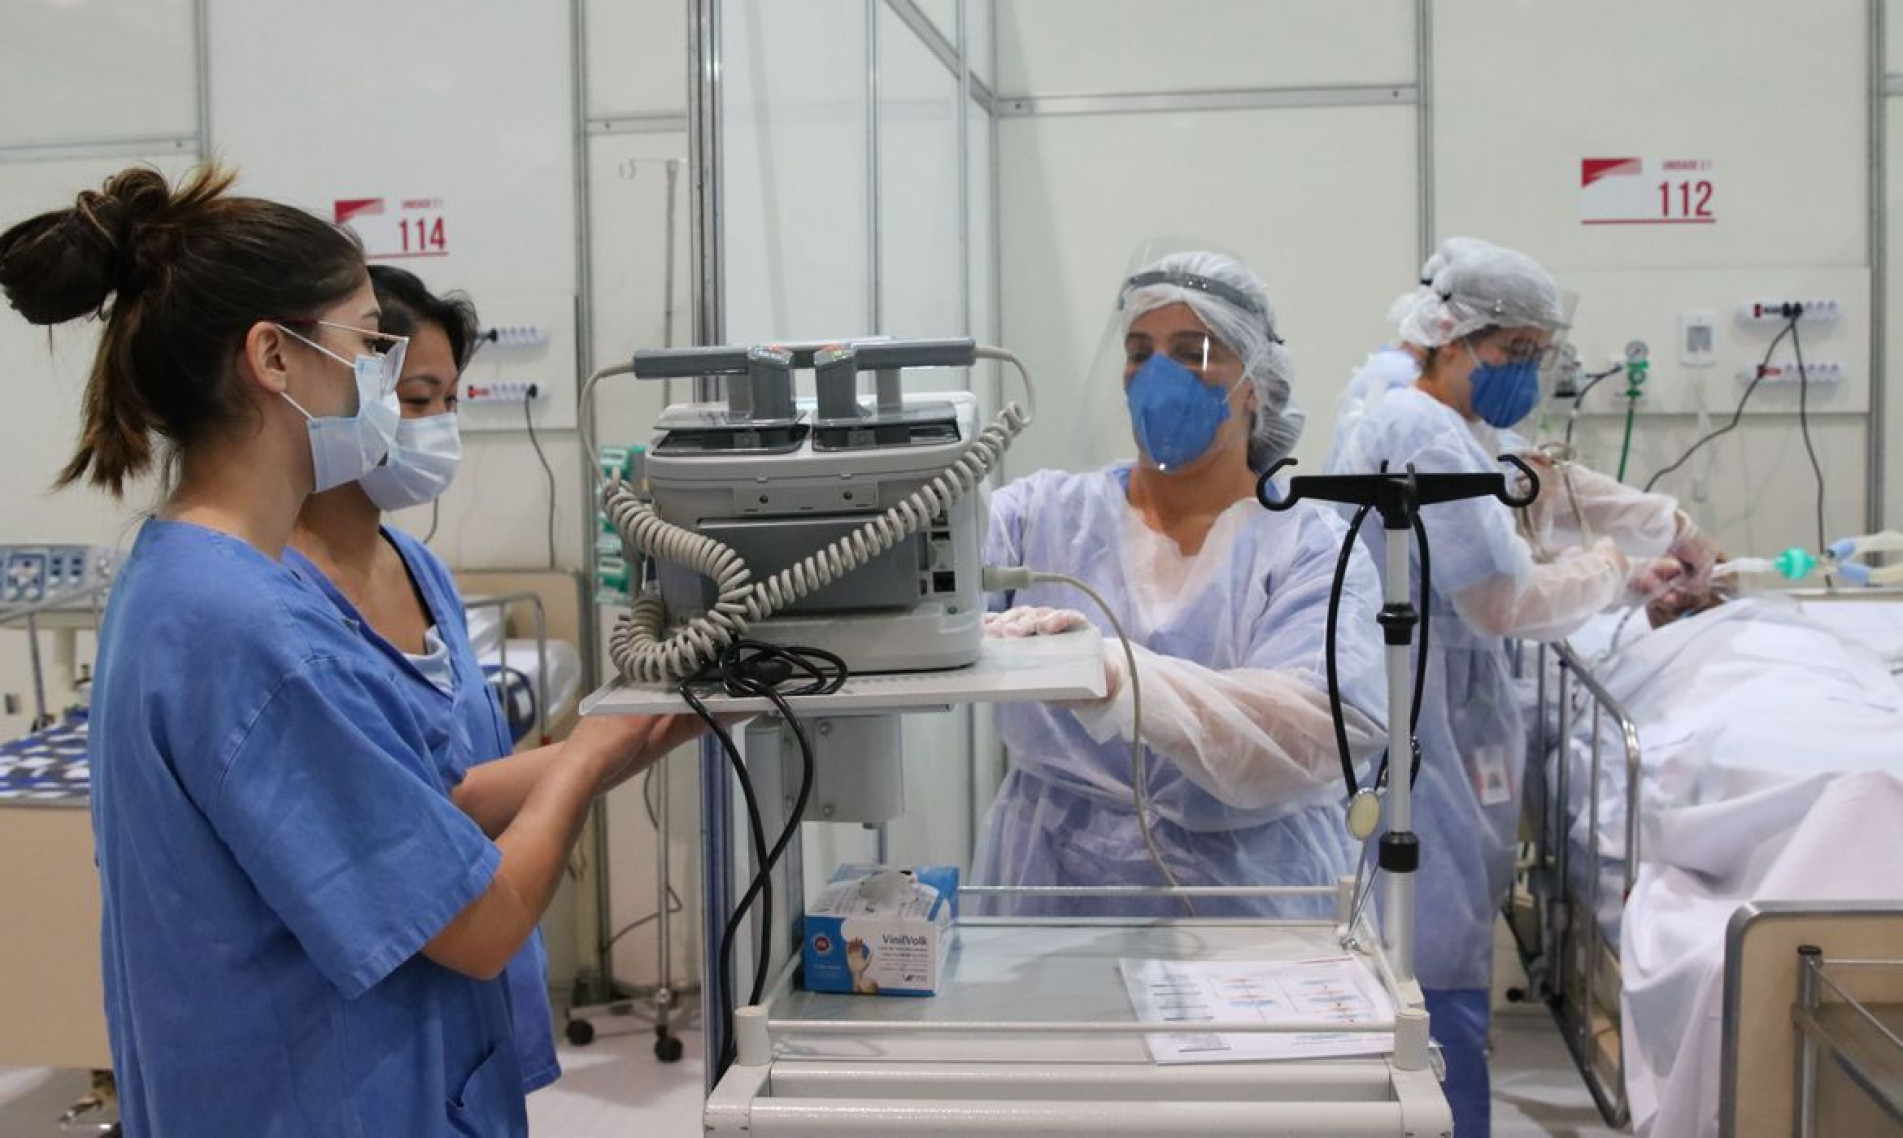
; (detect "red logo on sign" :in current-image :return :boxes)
[1580,158,1641,187]
[332,198,386,224]
[813,935,832,954]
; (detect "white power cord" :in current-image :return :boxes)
[602,345,1040,682]
[983,565,1195,918]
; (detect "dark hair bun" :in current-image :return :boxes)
[0,167,170,325]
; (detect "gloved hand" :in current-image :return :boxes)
[1627,555,1685,606]
[1667,513,1721,599]
[984,606,1089,639]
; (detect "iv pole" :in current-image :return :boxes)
[1256,455,1539,1068]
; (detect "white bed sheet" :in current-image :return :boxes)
[480,637,583,740]
[1532,598,1903,1135]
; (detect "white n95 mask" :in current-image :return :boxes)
[360,413,462,510]
[277,323,406,492]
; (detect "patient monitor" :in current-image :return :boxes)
[605,339,1021,682]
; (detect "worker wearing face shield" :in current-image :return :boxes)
[1325,239,1710,1136]
[976,250,1389,921]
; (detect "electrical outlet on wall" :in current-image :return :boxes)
[464,381,544,405]
[1680,312,1715,367]
[1741,299,1841,324]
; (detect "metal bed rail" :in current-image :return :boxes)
[0,578,112,731]
[461,590,551,745]
[1515,638,1643,1129]
[1793,950,1903,1135]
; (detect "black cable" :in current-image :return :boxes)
[1791,321,1828,555]
[680,640,845,1077]
[678,679,772,1073]
[1405,510,1431,786]
[522,389,558,569]
[1324,504,1372,795]
[713,644,845,1016]
[1564,365,1623,448]
[1322,498,1430,800]
[465,327,499,366]
[1643,317,1797,493]
[422,498,440,544]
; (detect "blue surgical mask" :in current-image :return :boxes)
[1465,345,1542,428]
[1125,353,1231,470]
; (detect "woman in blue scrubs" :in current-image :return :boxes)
[0,166,692,1136]
[285,266,564,1095]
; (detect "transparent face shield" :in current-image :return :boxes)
[1516,288,1582,447]
[1057,241,1265,478]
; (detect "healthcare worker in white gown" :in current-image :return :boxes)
[1326,238,1697,1136]
[974,251,1389,920]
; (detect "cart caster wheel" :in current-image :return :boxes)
[1505,986,1528,1003]
[654,1032,684,1063]
[566,1019,597,1046]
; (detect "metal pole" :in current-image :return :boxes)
[1868,0,1886,531]
[1381,528,1415,986]
[688,0,727,1085]
[192,0,212,159]
[1584,701,1605,1060]
[1554,664,1574,959]
[1414,0,1434,264]
[698,734,732,1089]
[866,0,882,337]
[26,614,47,729]
[1795,944,1823,1138]
[690,0,726,350]
[956,0,983,867]
[651,731,675,1033]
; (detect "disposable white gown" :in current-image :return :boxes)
[1527,457,1680,563]
[1325,349,1632,989]
[974,464,1388,918]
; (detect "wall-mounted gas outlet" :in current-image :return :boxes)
[1738,362,1845,386]
[1741,299,1842,324]
[463,381,544,404]
[477,325,548,349]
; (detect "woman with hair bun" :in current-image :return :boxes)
[0,165,692,1136]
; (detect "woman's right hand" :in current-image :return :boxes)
[567,712,706,792]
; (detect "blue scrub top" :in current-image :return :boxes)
[90,520,527,1137]
[283,528,560,1092]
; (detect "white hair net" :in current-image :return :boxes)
[1118,250,1301,471]
[1388,238,1566,349]
[1415,235,1495,287]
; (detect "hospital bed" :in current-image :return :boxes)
[1508,592,1903,1133]
[1722,901,1903,1137]
[458,570,589,748]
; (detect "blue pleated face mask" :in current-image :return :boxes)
[1125,352,1232,470]
[1463,343,1542,429]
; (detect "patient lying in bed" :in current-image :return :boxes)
[1553,595,1903,1136]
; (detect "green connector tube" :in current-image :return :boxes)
[1773,547,1818,581]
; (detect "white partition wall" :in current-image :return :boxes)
[991,0,1892,562]
[0,0,207,748]
[1435,0,1878,556]
[581,0,699,995]
[710,0,999,887]
[994,2,1422,480]
[1886,0,1903,530]
[0,0,700,997]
